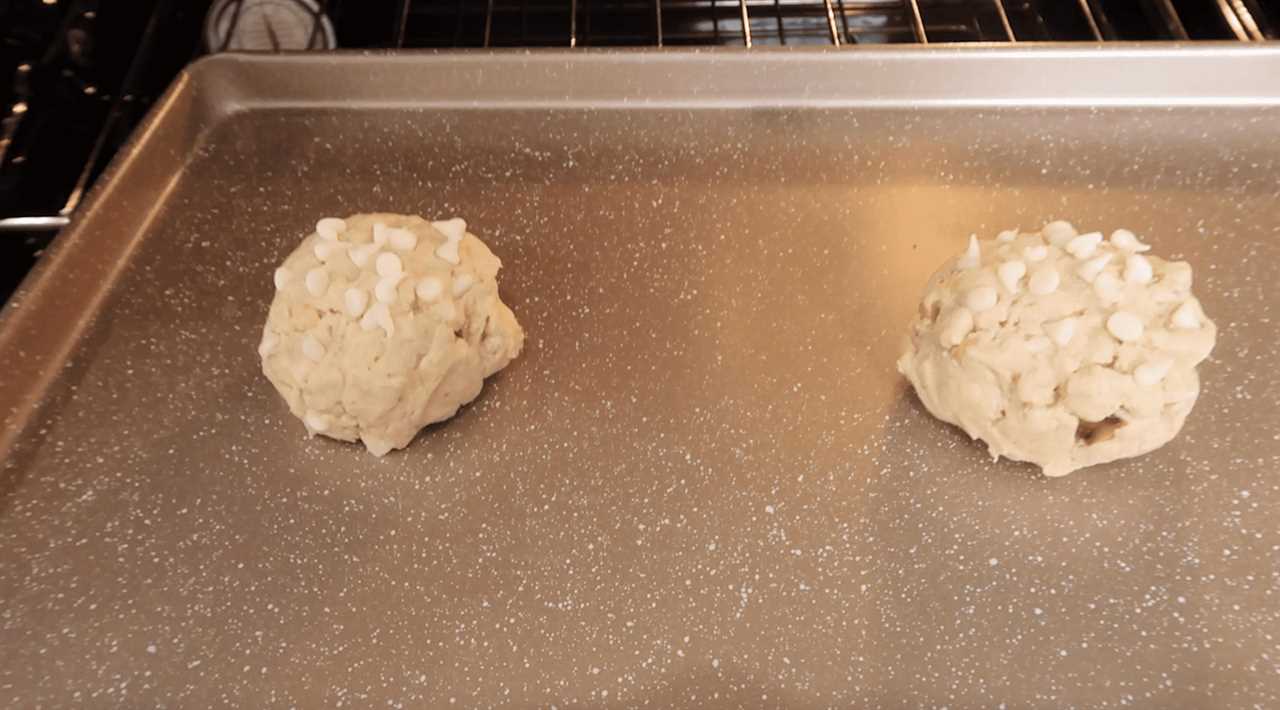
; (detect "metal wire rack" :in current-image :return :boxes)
[385,0,1276,48]
[0,0,1275,242]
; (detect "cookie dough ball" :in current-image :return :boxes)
[897,222,1216,477]
[258,213,524,456]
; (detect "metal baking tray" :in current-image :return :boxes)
[3,48,1279,707]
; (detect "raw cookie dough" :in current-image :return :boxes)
[259,213,524,456]
[897,221,1216,477]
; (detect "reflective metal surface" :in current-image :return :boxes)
[0,215,69,232]
[2,50,1279,707]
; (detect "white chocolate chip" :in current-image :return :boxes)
[997,260,1026,294]
[1075,253,1112,283]
[416,277,444,303]
[436,239,461,266]
[1109,228,1150,252]
[1124,253,1153,285]
[1042,220,1077,245]
[258,330,279,357]
[344,287,369,318]
[302,334,325,361]
[432,218,467,242]
[964,286,998,313]
[1028,267,1060,295]
[1046,317,1077,347]
[1094,272,1124,304]
[313,240,347,263]
[316,217,346,241]
[304,411,330,432]
[1023,244,1048,262]
[373,223,390,246]
[375,274,404,304]
[374,302,395,337]
[955,235,981,270]
[996,229,1018,243]
[451,273,476,298]
[375,252,403,278]
[1065,232,1103,259]
[348,243,379,268]
[1106,311,1144,342]
[360,301,395,337]
[273,267,291,290]
[939,308,974,347]
[388,228,418,252]
[359,304,379,331]
[1171,301,1200,330]
[304,268,329,297]
[1134,358,1173,387]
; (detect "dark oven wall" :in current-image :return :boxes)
[1,0,1276,303]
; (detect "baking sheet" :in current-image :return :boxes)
[2,48,1279,707]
